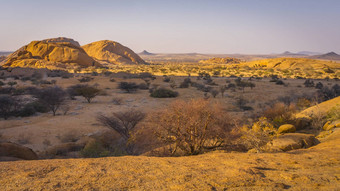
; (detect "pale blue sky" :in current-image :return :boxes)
[0,0,339,54]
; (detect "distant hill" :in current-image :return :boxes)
[310,52,340,61]
[279,51,307,56]
[239,57,340,70]
[82,40,145,65]
[297,51,322,56]
[0,51,13,56]
[139,50,155,56]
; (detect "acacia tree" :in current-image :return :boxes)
[36,86,67,116]
[154,99,234,156]
[76,86,101,103]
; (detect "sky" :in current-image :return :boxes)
[0,0,340,54]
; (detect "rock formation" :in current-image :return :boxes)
[82,40,145,65]
[1,38,100,69]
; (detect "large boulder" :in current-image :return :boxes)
[265,133,319,152]
[0,142,38,160]
[278,124,296,134]
[1,38,101,69]
[82,40,145,65]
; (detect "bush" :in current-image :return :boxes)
[275,80,285,85]
[304,79,314,87]
[66,84,88,99]
[150,88,179,98]
[179,78,191,88]
[97,109,146,154]
[76,86,101,103]
[163,76,171,82]
[81,139,110,158]
[210,89,219,98]
[262,102,296,128]
[315,82,323,89]
[19,104,36,117]
[78,76,93,83]
[25,101,50,113]
[35,86,67,116]
[154,99,234,156]
[0,95,20,119]
[119,82,138,93]
[138,83,149,90]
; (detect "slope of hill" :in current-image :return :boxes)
[297,96,340,118]
[1,38,101,69]
[239,57,340,70]
[310,52,340,61]
[82,40,145,65]
[0,128,339,190]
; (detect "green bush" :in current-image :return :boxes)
[150,88,179,98]
[81,140,110,158]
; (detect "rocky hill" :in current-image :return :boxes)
[1,38,101,69]
[310,52,340,61]
[82,40,145,65]
[199,57,241,64]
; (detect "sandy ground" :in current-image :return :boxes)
[0,129,339,190]
[0,76,336,154]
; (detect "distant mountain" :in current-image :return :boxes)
[280,51,306,56]
[296,51,322,56]
[310,52,340,61]
[139,50,155,55]
[0,51,13,56]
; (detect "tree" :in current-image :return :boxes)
[210,89,219,98]
[97,109,146,154]
[219,85,227,97]
[154,99,234,156]
[76,86,101,103]
[36,86,67,116]
[119,82,138,93]
[0,95,19,119]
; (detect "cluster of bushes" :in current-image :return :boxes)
[150,88,179,98]
[0,95,49,119]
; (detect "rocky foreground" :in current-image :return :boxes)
[0,129,339,191]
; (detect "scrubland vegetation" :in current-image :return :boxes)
[0,63,339,160]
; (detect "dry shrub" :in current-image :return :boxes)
[239,117,277,152]
[263,102,296,128]
[153,99,236,156]
[59,130,80,143]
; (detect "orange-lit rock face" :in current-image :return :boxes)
[2,39,101,69]
[82,40,145,65]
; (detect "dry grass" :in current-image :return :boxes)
[0,129,340,190]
